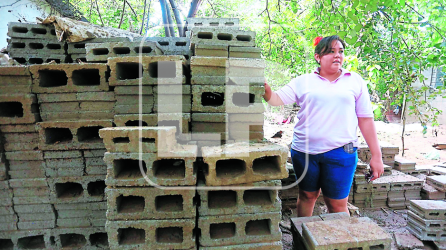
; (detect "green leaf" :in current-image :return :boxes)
[345,36,358,45]
[352,0,359,9]
[354,24,362,32]
[398,0,405,9]
[338,31,347,39]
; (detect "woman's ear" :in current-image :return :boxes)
[314,54,320,64]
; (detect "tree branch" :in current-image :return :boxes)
[0,0,21,8]
[145,0,152,36]
[89,0,93,20]
[165,1,176,37]
[405,3,446,40]
[118,0,126,29]
[207,0,220,17]
[140,0,147,34]
[124,0,137,16]
[169,0,184,36]
[160,0,171,37]
[187,0,203,18]
[95,0,104,26]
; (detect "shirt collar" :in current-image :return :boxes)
[313,67,351,82]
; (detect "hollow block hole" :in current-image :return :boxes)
[118,228,145,245]
[89,233,108,247]
[29,58,43,64]
[134,46,152,53]
[113,47,131,54]
[11,43,25,48]
[55,182,83,199]
[46,44,61,50]
[125,120,148,126]
[153,159,185,179]
[87,180,105,196]
[197,32,213,39]
[0,102,23,117]
[225,22,235,26]
[236,35,252,42]
[117,195,145,213]
[252,156,281,175]
[44,128,73,144]
[46,59,60,63]
[217,33,232,41]
[194,22,203,26]
[72,69,100,86]
[74,43,85,49]
[0,239,13,250]
[208,190,236,209]
[13,58,26,64]
[29,43,44,49]
[113,137,130,143]
[175,42,187,46]
[233,92,255,107]
[60,234,86,248]
[243,190,272,206]
[116,62,143,80]
[77,126,103,142]
[12,27,28,33]
[38,70,67,87]
[210,223,235,239]
[148,61,176,78]
[113,159,147,179]
[156,227,183,243]
[369,246,384,250]
[210,22,219,26]
[216,159,246,178]
[50,29,56,35]
[201,92,224,106]
[155,195,183,212]
[92,48,109,55]
[245,219,271,235]
[140,137,155,143]
[31,28,47,35]
[17,235,45,249]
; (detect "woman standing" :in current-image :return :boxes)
[264,35,384,216]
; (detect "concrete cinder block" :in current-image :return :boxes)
[10,54,67,65]
[9,168,46,179]
[40,110,115,121]
[199,212,281,247]
[3,141,39,152]
[99,126,178,153]
[68,37,130,53]
[57,218,105,228]
[407,210,446,232]
[8,37,65,55]
[114,104,154,114]
[229,47,262,59]
[48,175,106,204]
[115,95,154,106]
[7,22,58,39]
[5,229,53,249]
[14,204,53,214]
[44,165,85,178]
[426,175,446,192]
[51,226,109,249]
[3,132,39,143]
[394,232,424,250]
[37,120,112,150]
[302,217,391,250]
[18,212,56,222]
[44,150,82,159]
[113,113,190,136]
[45,158,84,168]
[29,64,109,93]
[409,200,446,220]
[190,27,256,47]
[0,94,40,125]
[0,215,17,224]
[192,85,264,113]
[0,66,32,93]
[37,92,116,103]
[9,178,47,188]
[86,165,107,175]
[201,241,282,250]
[372,170,423,191]
[85,157,105,166]
[108,56,186,86]
[380,141,399,155]
[5,150,43,161]
[86,41,162,61]
[54,201,107,211]
[190,56,228,85]
[114,85,153,95]
[17,220,55,230]
[104,146,197,187]
[0,222,17,231]
[56,209,105,219]
[106,187,196,220]
[228,113,264,123]
[83,149,107,158]
[201,142,288,186]
[197,180,281,216]
[13,186,50,197]
[0,206,15,216]
[0,124,37,133]
[195,44,228,57]
[407,221,446,242]
[394,156,416,171]
[106,219,195,249]
[137,36,192,56]
[186,18,240,29]
[421,183,445,200]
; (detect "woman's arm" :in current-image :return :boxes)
[358,117,384,181]
[263,83,284,106]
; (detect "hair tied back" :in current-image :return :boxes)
[313,36,323,47]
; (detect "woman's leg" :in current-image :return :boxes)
[323,196,349,214]
[297,189,321,217]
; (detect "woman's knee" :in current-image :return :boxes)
[299,190,320,201]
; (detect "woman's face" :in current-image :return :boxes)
[315,40,345,72]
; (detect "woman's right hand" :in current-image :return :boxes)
[263,81,272,102]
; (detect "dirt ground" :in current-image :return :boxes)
[264,119,445,249]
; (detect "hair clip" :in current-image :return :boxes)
[313,36,323,47]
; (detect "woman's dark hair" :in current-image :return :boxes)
[314,35,346,64]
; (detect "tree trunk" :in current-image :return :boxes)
[169,0,184,37]
[183,0,203,36]
[159,0,171,37]
[165,1,176,37]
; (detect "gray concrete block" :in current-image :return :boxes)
[108,56,186,86]
[0,222,17,231]
[54,201,107,211]
[409,200,446,220]
[198,180,280,216]
[19,220,55,231]
[0,198,12,207]
[0,206,15,216]
[8,169,46,179]
[29,64,109,93]
[106,218,195,249]
[10,54,67,65]
[37,120,112,151]
[408,210,446,232]
[85,157,105,166]
[8,37,65,55]
[114,86,153,95]
[394,232,424,250]
[115,95,154,106]
[137,36,192,56]
[113,113,190,134]
[68,37,130,53]
[44,150,82,159]
[104,147,197,187]
[45,158,84,168]
[19,212,55,222]
[201,241,282,250]
[190,27,255,47]
[192,113,227,123]
[14,204,53,213]
[426,175,446,192]
[57,209,105,219]
[48,175,106,204]
[13,196,51,205]
[37,92,115,103]
[4,150,43,161]
[13,186,50,197]
[0,93,40,125]
[86,165,107,175]
[0,181,9,190]
[186,18,240,29]
[8,228,54,249]
[0,124,37,133]
[199,212,281,247]
[86,41,162,61]
[40,110,115,121]
[0,215,18,223]
[407,222,446,241]
[83,149,106,158]
[201,142,288,186]
[195,44,228,57]
[8,22,58,39]
[106,186,195,220]
[421,183,445,200]
[434,241,446,250]
[3,141,39,152]
[3,132,39,143]
[51,226,109,249]
[44,166,85,178]
[229,46,262,58]
[99,126,178,153]
[114,104,153,114]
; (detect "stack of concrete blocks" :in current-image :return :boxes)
[108,55,193,144]
[407,200,446,246]
[135,36,193,58]
[358,141,399,166]
[394,156,429,176]
[71,37,135,62]
[85,40,162,62]
[376,170,423,209]
[189,18,264,149]
[99,127,198,249]
[279,163,299,209]
[352,172,389,209]
[426,175,446,194]
[198,142,288,249]
[7,22,66,64]
[421,181,446,200]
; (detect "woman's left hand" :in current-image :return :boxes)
[369,156,384,181]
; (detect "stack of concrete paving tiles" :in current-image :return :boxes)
[358,141,399,166]
[291,212,392,250]
[394,156,430,176]
[7,22,66,64]
[421,181,446,200]
[407,200,446,247]
[426,175,446,193]
[198,142,288,249]
[99,126,198,249]
[188,18,265,149]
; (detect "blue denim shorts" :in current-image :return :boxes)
[291,146,358,200]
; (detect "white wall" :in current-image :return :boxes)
[0,0,54,50]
